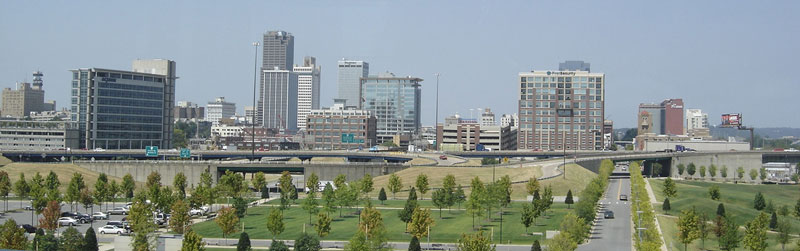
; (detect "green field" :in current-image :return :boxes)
[658,215,797,251]
[192,200,571,244]
[649,179,800,233]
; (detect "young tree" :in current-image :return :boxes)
[387,173,402,200]
[305,172,319,194]
[776,219,791,251]
[662,177,677,198]
[743,212,769,251]
[663,198,671,213]
[708,185,721,200]
[454,185,466,210]
[456,231,495,251]
[407,207,434,238]
[0,219,27,250]
[13,173,29,202]
[560,212,589,244]
[415,174,429,200]
[321,183,336,215]
[541,185,554,216]
[677,208,700,251]
[290,185,299,204]
[754,192,766,211]
[778,204,789,217]
[237,232,251,251]
[465,177,486,230]
[169,199,191,234]
[736,166,745,181]
[260,184,270,199]
[94,173,109,211]
[0,171,10,212]
[719,217,741,251]
[721,165,728,180]
[687,163,696,177]
[253,172,267,196]
[699,165,706,179]
[65,173,86,211]
[698,213,709,249]
[549,232,577,251]
[521,203,534,234]
[315,213,332,238]
[83,228,98,251]
[215,207,239,245]
[677,164,686,177]
[378,187,387,205]
[526,177,540,196]
[709,164,717,179]
[108,180,119,208]
[173,172,187,199]
[301,189,319,225]
[267,208,285,238]
[182,229,205,251]
[794,198,800,219]
[749,169,759,182]
[564,189,574,209]
[44,171,59,191]
[129,196,157,251]
[759,167,767,182]
[652,163,663,177]
[79,188,93,214]
[60,227,85,251]
[717,203,726,217]
[431,188,447,218]
[770,211,778,230]
[39,200,60,232]
[269,241,290,251]
[531,240,542,251]
[360,173,374,203]
[399,193,418,228]
[356,204,389,250]
[122,173,135,202]
[713,215,725,240]
[295,233,321,251]
[279,171,294,210]
[409,236,421,251]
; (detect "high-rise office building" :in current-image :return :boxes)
[206,97,236,126]
[1,71,55,118]
[637,99,684,136]
[480,108,495,126]
[70,59,175,149]
[244,106,255,124]
[517,67,605,150]
[337,60,369,108]
[258,30,298,133]
[133,59,177,146]
[360,72,422,143]
[262,31,294,71]
[174,101,204,122]
[293,56,321,130]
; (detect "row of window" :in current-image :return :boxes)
[97,115,162,124]
[520,76,603,83]
[97,106,162,116]
[98,98,163,108]
[95,132,162,139]
[95,72,164,83]
[97,123,162,131]
[98,82,163,93]
[98,89,163,100]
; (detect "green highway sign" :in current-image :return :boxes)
[145,146,158,157]
[180,148,190,158]
[341,133,364,144]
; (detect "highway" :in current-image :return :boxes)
[577,175,632,251]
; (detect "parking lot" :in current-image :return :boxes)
[0,200,167,242]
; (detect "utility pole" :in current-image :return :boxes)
[251,42,260,161]
[435,73,440,151]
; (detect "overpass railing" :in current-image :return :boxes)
[72,160,406,166]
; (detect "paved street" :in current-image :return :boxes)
[577,176,632,251]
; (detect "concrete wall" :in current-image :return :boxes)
[305,164,408,182]
[77,161,216,186]
[644,141,749,152]
[671,152,762,181]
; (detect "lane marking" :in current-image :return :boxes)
[617,178,623,199]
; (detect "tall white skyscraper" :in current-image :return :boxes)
[206,97,236,126]
[258,30,298,133]
[293,56,321,130]
[480,108,495,126]
[337,60,368,108]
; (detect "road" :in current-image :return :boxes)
[577,176,632,251]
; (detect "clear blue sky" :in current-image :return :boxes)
[2,1,798,128]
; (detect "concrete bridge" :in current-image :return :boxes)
[1,150,414,163]
[74,160,408,185]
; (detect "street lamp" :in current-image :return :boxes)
[435,73,440,151]
[251,42,260,161]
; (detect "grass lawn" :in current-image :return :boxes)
[658,215,797,251]
[192,201,571,244]
[649,179,800,233]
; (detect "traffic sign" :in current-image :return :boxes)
[145,146,158,157]
[180,148,190,158]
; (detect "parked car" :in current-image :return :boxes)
[60,212,78,218]
[58,217,79,226]
[19,224,36,233]
[189,208,206,216]
[23,206,33,211]
[92,212,109,220]
[439,155,448,160]
[97,225,126,235]
[604,210,615,219]
[107,207,129,215]
[619,194,628,201]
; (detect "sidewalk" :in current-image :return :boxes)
[644,178,668,251]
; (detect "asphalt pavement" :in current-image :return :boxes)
[577,176,632,251]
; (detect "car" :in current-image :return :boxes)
[75,213,93,223]
[92,212,109,220]
[97,225,126,235]
[107,207,129,215]
[619,194,628,201]
[60,212,78,218]
[19,224,36,233]
[23,206,33,211]
[439,155,448,160]
[604,210,615,219]
[189,208,206,216]
[58,217,79,226]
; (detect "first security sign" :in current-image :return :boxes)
[146,146,158,157]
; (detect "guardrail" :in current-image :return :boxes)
[72,160,406,166]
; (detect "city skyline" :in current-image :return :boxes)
[1,1,799,128]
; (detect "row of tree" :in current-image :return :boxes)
[629,162,663,250]
[676,163,768,182]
